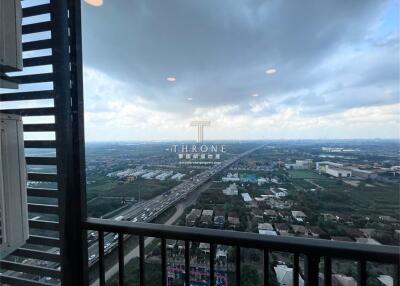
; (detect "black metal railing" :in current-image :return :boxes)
[84,218,400,286]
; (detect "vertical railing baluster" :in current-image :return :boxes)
[118,233,124,286]
[236,246,241,286]
[185,240,190,286]
[139,235,145,286]
[305,255,319,286]
[161,238,167,286]
[98,231,105,286]
[324,256,331,286]
[210,243,215,286]
[263,249,269,286]
[293,253,299,286]
[358,260,367,286]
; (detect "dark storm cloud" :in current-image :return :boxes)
[81,0,398,115]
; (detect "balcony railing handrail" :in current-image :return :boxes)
[84,217,400,264]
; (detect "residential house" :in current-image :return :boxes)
[177,240,185,252]
[321,213,340,222]
[222,173,240,182]
[291,225,307,236]
[241,193,253,202]
[344,228,365,239]
[185,208,202,226]
[199,242,210,254]
[292,211,307,223]
[274,265,304,286]
[228,212,240,229]
[216,246,228,265]
[379,215,399,224]
[257,177,268,186]
[377,275,393,286]
[270,187,288,198]
[200,210,214,226]
[332,274,357,286]
[213,210,225,228]
[251,209,264,222]
[358,228,376,238]
[307,226,328,239]
[222,183,238,196]
[264,209,278,221]
[275,223,291,236]
[166,239,176,250]
[279,211,292,222]
[356,237,381,245]
[330,236,354,242]
[395,230,400,240]
[258,223,277,235]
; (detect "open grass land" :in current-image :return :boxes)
[291,179,318,190]
[288,170,324,179]
[311,179,343,190]
[291,182,399,218]
[87,197,130,217]
[288,170,342,191]
[88,178,178,200]
[345,185,400,217]
[87,179,179,217]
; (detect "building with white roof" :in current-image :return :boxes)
[292,211,307,223]
[270,188,288,198]
[286,159,312,170]
[355,237,381,245]
[258,223,277,235]
[332,274,357,286]
[222,173,240,182]
[222,183,238,196]
[349,167,377,180]
[274,265,304,286]
[155,171,173,180]
[377,275,393,286]
[142,170,161,179]
[257,177,268,185]
[316,161,343,171]
[170,172,185,180]
[325,166,351,178]
[241,193,253,202]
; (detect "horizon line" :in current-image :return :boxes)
[85,138,400,143]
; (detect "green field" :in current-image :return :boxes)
[88,178,178,199]
[288,170,325,179]
[86,178,179,217]
[292,179,318,190]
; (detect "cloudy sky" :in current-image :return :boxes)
[80,0,399,141]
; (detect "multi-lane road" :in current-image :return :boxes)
[87,144,264,266]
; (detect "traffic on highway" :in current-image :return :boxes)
[86,145,263,265]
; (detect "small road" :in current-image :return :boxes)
[305,179,325,190]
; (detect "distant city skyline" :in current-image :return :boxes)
[80,0,399,141]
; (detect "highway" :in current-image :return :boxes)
[90,180,214,286]
[87,144,263,265]
[88,144,264,286]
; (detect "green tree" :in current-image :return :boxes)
[241,264,260,286]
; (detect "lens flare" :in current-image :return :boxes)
[84,0,103,7]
